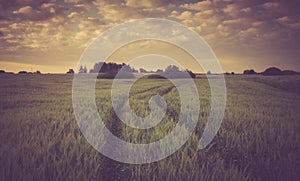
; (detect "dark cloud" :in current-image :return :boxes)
[0,15,11,22]
[0,0,50,9]
[277,0,300,16]
[11,4,69,21]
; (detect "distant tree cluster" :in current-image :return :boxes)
[243,69,257,75]
[88,62,137,79]
[0,70,14,75]
[139,68,148,73]
[67,69,74,74]
[262,67,300,76]
[89,62,138,74]
[164,65,196,78]
[225,72,235,75]
[206,70,235,75]
[186,69,196,78]
[242,67,300,76]
[85,62,197,79]
[17,70,41,74]
[1,69,42,75]
[147,65,196,79]
[78,66,87,73]
[262,67,281,76]
[2,64,298,78]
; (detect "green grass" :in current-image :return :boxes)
[0,74,299,180]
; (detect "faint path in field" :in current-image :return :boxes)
[98,82,184,180]
[98,98,131,180]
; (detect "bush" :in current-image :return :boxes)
[66,69,74,74]
[18,71,27,74]
[243,69,257,75]
[146,74,166,79]
[262,67,282,76]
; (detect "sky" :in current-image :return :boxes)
[0,0,299,73]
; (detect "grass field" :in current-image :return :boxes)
[0,74,299,180]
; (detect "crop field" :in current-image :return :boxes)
[0,74,300,180]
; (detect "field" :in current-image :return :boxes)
[0,74,300,180]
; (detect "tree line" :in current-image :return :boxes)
[74,62,196,79]
[1,64,299,77]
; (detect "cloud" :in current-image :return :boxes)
[12,3,68,20]
[125,0,169,8]
[262,2,280,10]
[92,0,168,22]
[194,9,215,19]
[252,21,264,27]
[1,13,73,52]
[277,16,300,30]
[41,3,55,9]
[0,15,11,22]
[64,0,80,3]
[238,27,260,40]
[277,16,290,24]
[175,11,193,20]
[217,24,230,37]
[222,3,239,17]
[67,11,81,20]
[180,1,212,11]
[16,0,36,5]
[13,6,35,16]
[222,2,255,18]
[223,18,251,29]
[287,21,300,30]
[73,3,91,10]
[1,0,55,9]
[241,7,252,13]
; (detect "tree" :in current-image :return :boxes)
[164,65,182,78]
[139,68,148,73]
[67,69,74,74]
[18,71,27,74]
[165,65,180,73]
[90,62,137,74]
[90,62,104,73]
[156,69,163,73]
[281,70,300,75]
[262,67,282,76]
[78,65,87,73]
[162,65,195,79]
[122,64,132,73]
[243,69,257,75]
[186,69,196,78]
